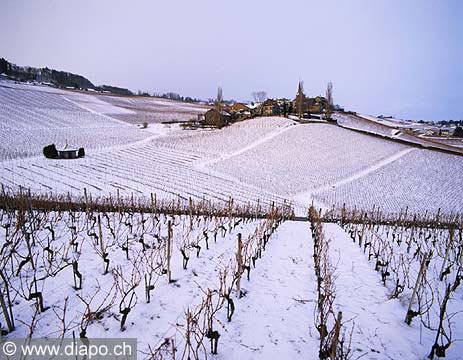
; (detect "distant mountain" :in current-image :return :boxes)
[0,57,133,95]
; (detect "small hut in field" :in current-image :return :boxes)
[43,142,85,159]
[57,148,79,159]
[204,109,231,128]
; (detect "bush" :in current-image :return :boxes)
[78,148,85,158]
[142,122,148,129]
[43,144,58,159]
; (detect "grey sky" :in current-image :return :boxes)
[1,0,462,121]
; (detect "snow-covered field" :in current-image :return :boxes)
[0,85,151,160]
[152,117,294,158]
[314,148,463,214]
[2,82,463,214]
[0,140,290,210]
[101,95,209,124]
[358,113,418,129]
[1,82,463,359]
[334,113,463,155]
[334,113,401,138]
[210,124,409,195]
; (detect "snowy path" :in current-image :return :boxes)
[62,95,133,126]
[219,221,319,359]
[324,224,432,359]
[293,147,415,213]
[198,120,297,167]
[310,148,415,195]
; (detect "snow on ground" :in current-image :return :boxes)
[334,113,400,138]
[210,123,409,195]
[154,117,295,159]
[422,137,463,148]
[2,84,463,359]
[101,95,209,124]
[2,207,463,359]
[2,84,462,215]
[0,211,268,354]
[0,85,150,160]
[334,113,463,155]
[219,221,318,359]
[0,143,292,211]
[64,92,136,115]
[299,148,415,198]
[1,83,462,215]
[324,224,431,359]
[358,114,416,129]
[314,148,463,214]
[0,108,298,210]
[0,80,69,94]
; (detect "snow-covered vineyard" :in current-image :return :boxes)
[1,84,462,215]
[1,82,463,359]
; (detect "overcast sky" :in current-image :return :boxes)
[1,0,462,120]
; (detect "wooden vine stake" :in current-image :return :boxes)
[228,197,234,229]
[97,214,102,246]
[405,253,428,324]
[439,228,453,281]
[236,233,243,297]
[83,187,88,208]
[359,213,366,248]
[150,193,157,219]
[0,270,14,332]
[0,286,14,332]
[459,228,463,266]
[330,311,343,360]
[189,197,193,230]
[167,220,172,283]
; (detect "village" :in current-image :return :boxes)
[197,81,339,129]
[191,83,463,145]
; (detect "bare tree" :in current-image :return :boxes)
[251,91,267,103]
[325,81,333,120]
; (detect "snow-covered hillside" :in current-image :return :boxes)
[1,83,463,215]
[210,124,409,195]
[313,148,463,214]
[101,95,209,124]
[0,84,150,160]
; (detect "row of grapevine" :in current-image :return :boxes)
[0,190,290,359]
[308,207,352,359]
[335,212,463,358]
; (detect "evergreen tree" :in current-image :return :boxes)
[295,80,307,119]
[325,81,333,120]
[454,126,463,138]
